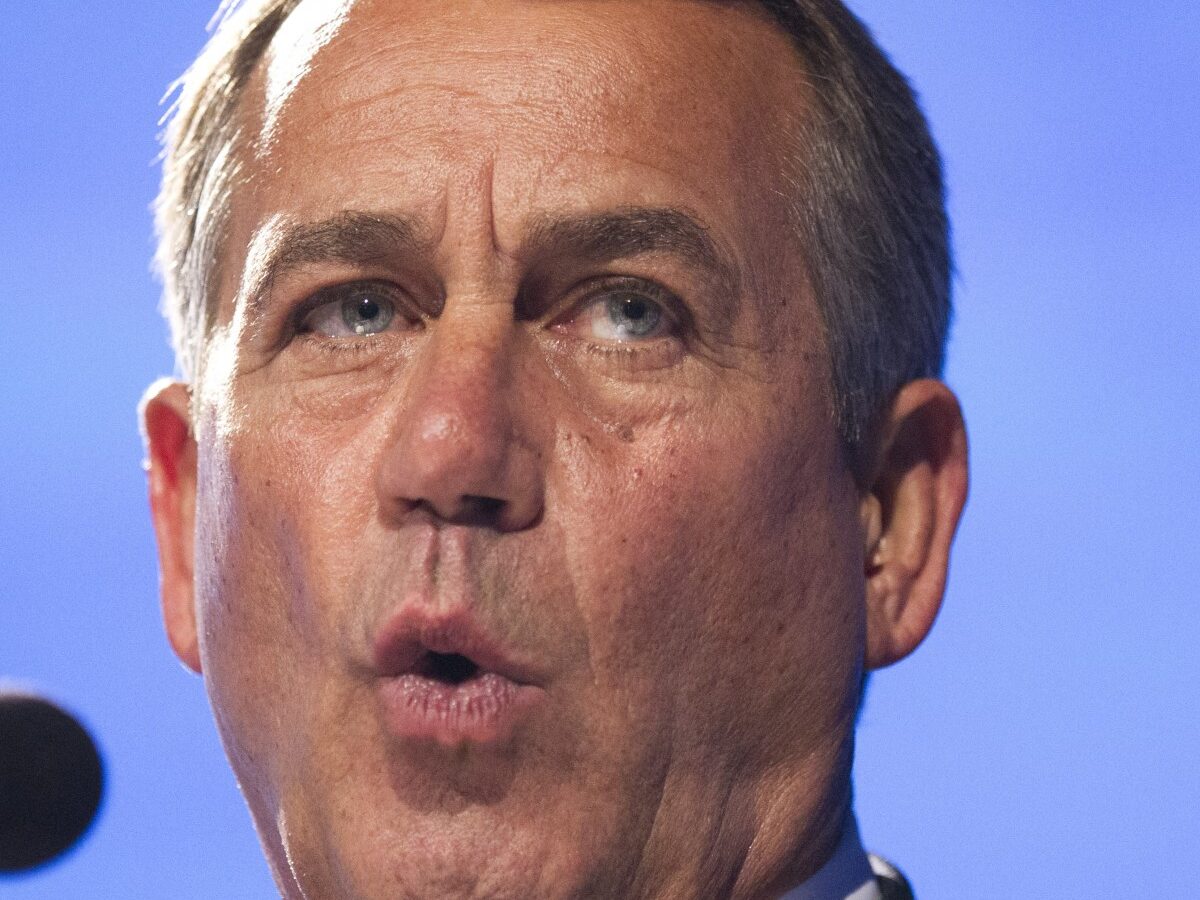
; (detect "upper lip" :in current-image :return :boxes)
[371,606,540,686]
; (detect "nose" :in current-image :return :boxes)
[375,313,544,532]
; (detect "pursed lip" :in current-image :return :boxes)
[371,606,546,748]
[372,605,543,685]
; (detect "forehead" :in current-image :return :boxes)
[257,0,800,132]
[241,0,807,216]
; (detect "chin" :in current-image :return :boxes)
[263,771,614,900]
[287,834,595,900]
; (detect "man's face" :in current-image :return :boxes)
[178,1,868,896]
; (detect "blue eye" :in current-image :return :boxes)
[341,294,393,335]
[605,293,662,339]
[566,287,672,343]
[301,285,398,337]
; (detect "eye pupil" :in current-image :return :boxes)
[357,297,380,319]
[622,297,648,321]
[341,294,393,335]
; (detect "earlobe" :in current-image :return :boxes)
[140,378,202,673]
[861,379,968,670]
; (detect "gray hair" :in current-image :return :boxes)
[155,0,950,476]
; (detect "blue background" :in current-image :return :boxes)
[2,2,1196,897]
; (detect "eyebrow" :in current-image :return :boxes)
[244,206,743,325]
[244,210,426,317]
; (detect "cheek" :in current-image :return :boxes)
[556,401,863,762]
[192,431,290,791]
[191,399,378,778]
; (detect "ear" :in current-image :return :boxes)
[859,379,968,669]
[140,379,202,673]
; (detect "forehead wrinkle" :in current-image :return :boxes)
[260,0,358,147]
[262,5,580,130]
[256,1,755,144]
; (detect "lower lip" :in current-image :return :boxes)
[377,672,544,748]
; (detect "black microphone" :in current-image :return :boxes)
[0,690,105,874]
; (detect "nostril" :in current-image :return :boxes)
[418,652,481,685]
[460,495,505,522]
[402,496,507,528]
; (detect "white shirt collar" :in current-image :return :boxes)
[777,815,882,900]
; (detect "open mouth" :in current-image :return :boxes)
[414,651,482,686]
[372,612,545,747]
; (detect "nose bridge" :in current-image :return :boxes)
[376,304,542,530]
[415,307,511,439]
